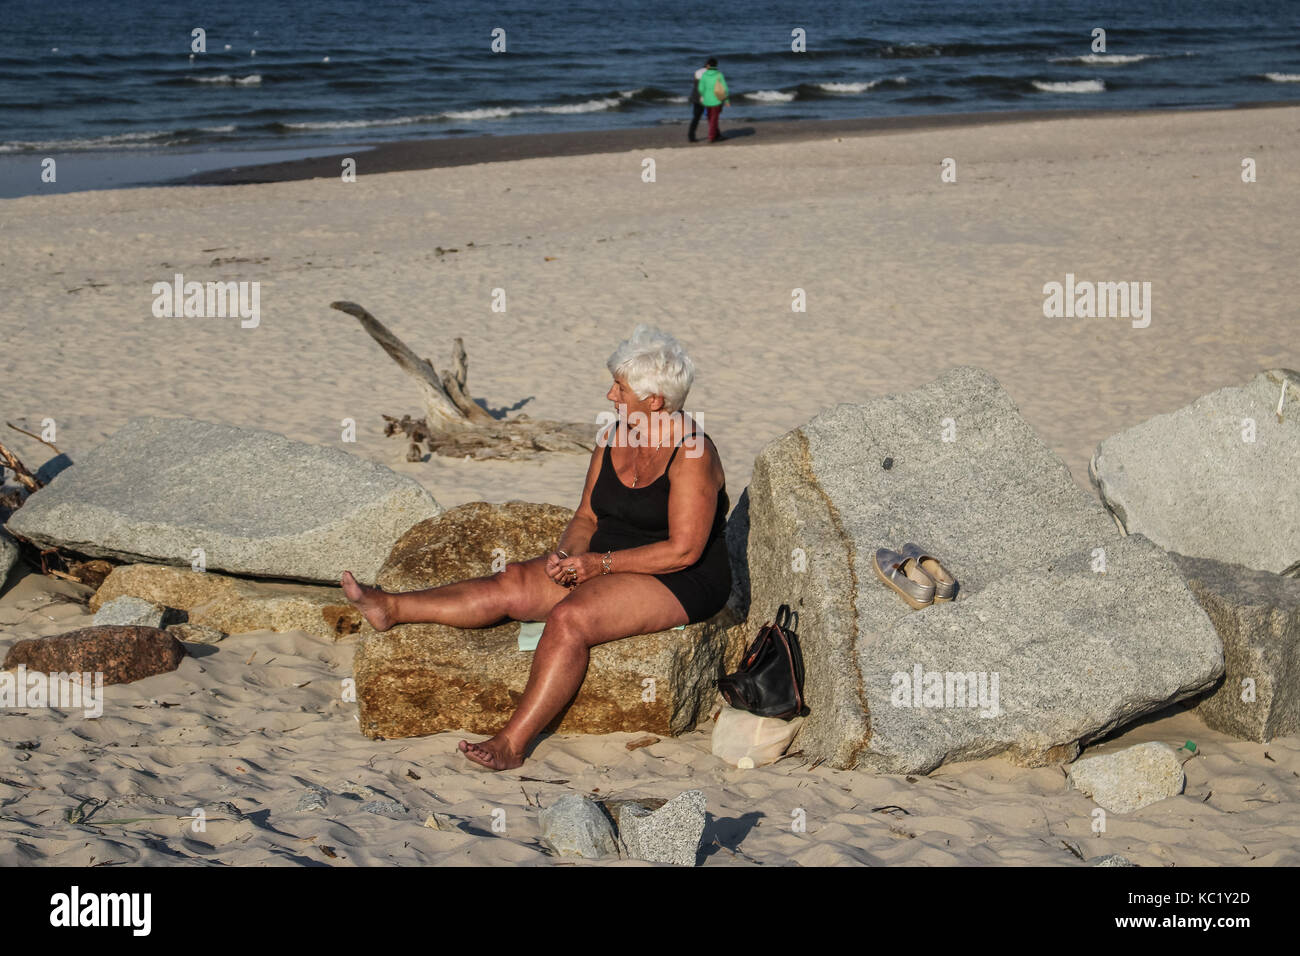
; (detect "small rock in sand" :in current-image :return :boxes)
[358,800,406,817]
[296,789,328,812]
[3,625,186,685]
[93,595,170,629]
[539,794,619,860]
[166,622,227,645]
[617,789,707,866]
[1068,742,1185,814]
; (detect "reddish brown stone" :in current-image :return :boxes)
[357,499,747,739]
[354,610,746,739]
[3,625,186,685]
[377,500,573,591]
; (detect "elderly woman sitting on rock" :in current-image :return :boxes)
[342,324,731,770]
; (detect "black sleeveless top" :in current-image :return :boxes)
[589,421,727,548]
[587,419,732,623]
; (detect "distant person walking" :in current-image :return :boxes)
[698,57,730,142]
[688,63,707,142]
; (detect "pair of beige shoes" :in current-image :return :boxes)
[872,543,958,609]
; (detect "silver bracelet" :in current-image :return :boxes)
[601,551,612,574]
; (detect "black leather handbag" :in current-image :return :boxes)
[716,604,810,720]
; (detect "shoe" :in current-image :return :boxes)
[872,548,935,609]
[899,543,957,601]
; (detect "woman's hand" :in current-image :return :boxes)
[546,550,601,588]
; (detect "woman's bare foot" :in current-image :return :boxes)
[458,736,525,771]
[341,570,396,632]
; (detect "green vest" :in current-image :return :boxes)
[699,69,728,106]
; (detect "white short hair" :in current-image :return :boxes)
[606,323,695,413]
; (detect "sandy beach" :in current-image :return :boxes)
[2,104,1298,866]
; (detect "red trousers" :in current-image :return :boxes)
[707,105,723,141]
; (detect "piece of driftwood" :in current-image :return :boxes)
[0,439,42,494]
[332,300,598,461]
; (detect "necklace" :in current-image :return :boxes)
[630,423,667,488]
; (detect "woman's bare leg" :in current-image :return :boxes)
[340,555,569,632]
[460,572,689,771]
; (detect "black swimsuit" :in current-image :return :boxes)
[587,421,732,624]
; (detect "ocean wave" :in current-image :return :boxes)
[1262,72,1300,82]
[817,77,907,94]
[540,95,627,114]
[744,89,796,102]
[282,114,442,130]
[0,129,173,153]
[288,92,641,129]
[188,74,263,85]
[1032,79,1106,93]
[1049,53,1153,65]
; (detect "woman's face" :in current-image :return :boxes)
[607,376,660,417]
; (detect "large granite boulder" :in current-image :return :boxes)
[4,625,186,685]
[1171,552,1300,742]
[90,563,364,642]
[4,416,441,584]
[860,535,1220,772]
[1089,368,1300,576]
[355,500,747,739]
[735,366,1224,773]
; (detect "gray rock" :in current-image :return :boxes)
[861,535,1222,773]
[736,366,1224,772]
[1068,742,1186,814]
[1090,368,1300,576]
[207,801,245,820]
[538,795,619,860]
[1170,552,1300,742]
[616,789,707,866]
[165,622,227,645]
[0,528,18,591]
[358,799,406,817]
[4,416,442,584]
[93,595,169,628]
[1090,854,1138,867]
[296,788,328,812]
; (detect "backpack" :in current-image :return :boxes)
[716,604,810,720]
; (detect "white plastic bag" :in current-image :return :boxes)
[711,703,804,768]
